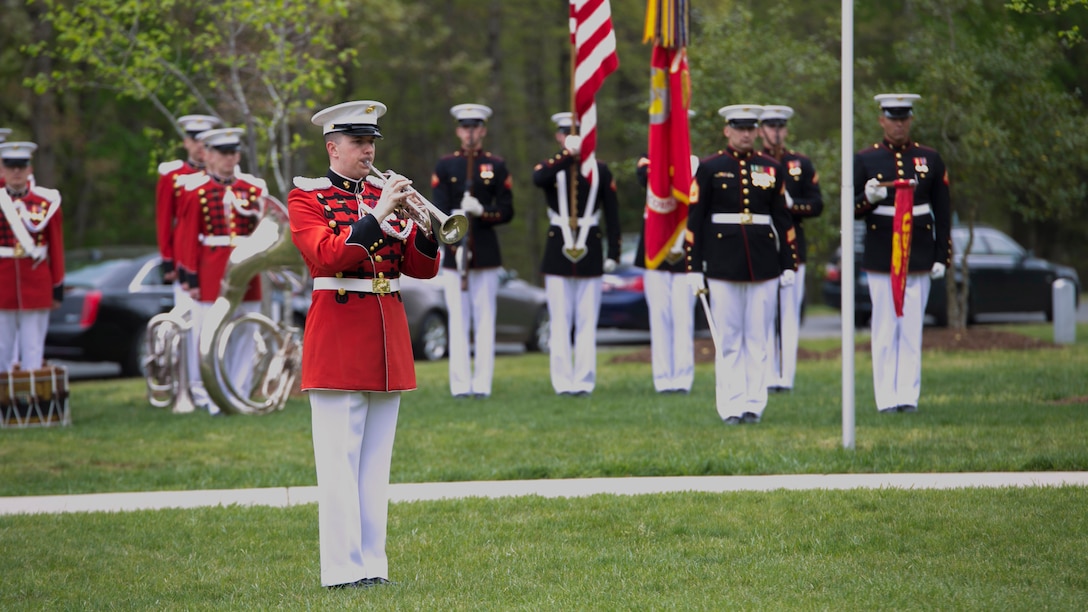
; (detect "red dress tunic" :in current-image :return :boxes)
[175,172,267,302]
[288,175,440,392]
[155,159,202,275]
[0,185,65,310]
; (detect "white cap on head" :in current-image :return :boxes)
[0,128,11,143]
[450,103,493,126]
[718,104,764,127]
[177,114,222,135]
[551,112,576,130]
[0,141,38,162]
[197,127,245,150]
[874,93,920,118]
[311,100,387,137]
[760,105,794,124]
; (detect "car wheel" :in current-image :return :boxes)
[121,324,150,378]
[526,307,550,353]
[414,310,448,361]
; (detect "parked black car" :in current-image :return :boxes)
[823,223,1082,326]
[46,250,170,376]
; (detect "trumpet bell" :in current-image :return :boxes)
[439,213,470,244]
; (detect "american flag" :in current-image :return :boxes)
[569,0,619,181]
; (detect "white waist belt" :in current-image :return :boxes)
[872,203,932,217]
[0,245,45,259]
[200,235,234,247]
[711,212,771,225]
[548,210,599,227]
[313,276,401,295]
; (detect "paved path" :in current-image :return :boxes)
[3,472,1087,516]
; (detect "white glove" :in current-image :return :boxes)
[930,262,947,279]
[375,172,411,219]
[864,178,887,203]
[779,269,796,287]
[784,189,795,209]
[461,193,484,217]
[686,271,706,294]
[603,258,617,273]
[564,135,582,156]
[454,245,467,271]
[689,154,700,177]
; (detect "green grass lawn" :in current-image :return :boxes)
[2,322,1086,609]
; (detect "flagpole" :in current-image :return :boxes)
[568,25,579,231]
[841,0,856,450]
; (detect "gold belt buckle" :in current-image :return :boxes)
[740,211,753,225]
[13,243,25,258]
[372,277,390,294]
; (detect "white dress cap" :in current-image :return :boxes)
[311,100,387,137]
[0,128,12,143]
[550,112,575,129]
[197,128,245,149]
[450,103,493,124]
[0,141,38,161]
[717,104,764,126]
[759,105,795,123]
[177,114,222,134]
[874,93,921,118]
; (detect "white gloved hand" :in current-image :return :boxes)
[689,154,700,177]
[564,135,582,156]
[784,189,795,209]
[779,269,796,287]
[461,193,484,217]
[454,245,466,271]
[686,271,706,294]
[375,172,411,219]
[930,262,947,279]
[603,258,617,273]
[864,178,887,203]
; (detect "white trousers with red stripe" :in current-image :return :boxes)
[644,269,695,392]
[545,275,602,394]
[309,389,400,586]
[0,310,49,372]
[708,278,778,420]
[867,272,931,411]
[443,268,499,397]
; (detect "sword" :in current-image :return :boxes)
[774,282,783,380]
[695,283,721,354]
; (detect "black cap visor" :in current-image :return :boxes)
[1,159,30,168]
[761,119,787,128]
[458,119,485,128]
[728,119,759,129]
[332,124,383,138]
[212,144,242,154]
[882,107,913,119]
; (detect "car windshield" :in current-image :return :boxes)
[64,259,135,289]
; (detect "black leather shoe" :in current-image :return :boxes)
[898,404,918,413]
[723,416,742,425]
[741,411,761,424]
[878,407,898,414]
[357,577,391,588]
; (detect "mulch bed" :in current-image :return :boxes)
[610,326,1058,365]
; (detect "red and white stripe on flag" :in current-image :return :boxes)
[569,0,619,181]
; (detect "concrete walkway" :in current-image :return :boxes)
[3,472,1087,516]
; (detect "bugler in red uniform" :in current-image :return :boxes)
[289,171,440,391]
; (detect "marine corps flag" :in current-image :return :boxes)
[643,0,691,269]
[890,179,915,317]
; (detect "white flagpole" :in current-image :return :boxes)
[841,0,856,450]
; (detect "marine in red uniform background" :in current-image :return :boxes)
[289,100,439,590]
[0,141,65,373]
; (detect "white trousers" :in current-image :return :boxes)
[309,389,400,586]
[545,275,602,394]
[187,301,259,411]
[769,263,805,390]
[644,269,695,392]
[708,278,778,420]
[868,273,931,411]
[443,268,499,396]
[0,310,49,373]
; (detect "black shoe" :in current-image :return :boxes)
[453,393,472,399]
[878,406,898,414]
[572,391,591,397]
[723,416,742,425]
[898,404,918,413]
[327,577,391,590]
[767,386,785,394]
[740,411,761,424]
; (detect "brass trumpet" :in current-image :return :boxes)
[366,163,469,244]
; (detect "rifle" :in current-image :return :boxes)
[458,140,477,292]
